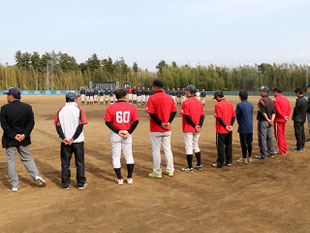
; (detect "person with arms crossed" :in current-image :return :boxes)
[212,90,236,168]
[292,88,307,152]
[54,92,88,190]
[180,85,205,173]
[0,88,46,192]
[272,87,291,155]
[235,90,254,164]
[146,80,177,178]
[104,89,139,185]
[255,86,276,159]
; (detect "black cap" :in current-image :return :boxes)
[259,86,270,92]
[213,90,224,99]
[152,79,164,88]
[271,87,282,93]
[4,87,20,96]
[186,85,197,93]
[66,91,78,100]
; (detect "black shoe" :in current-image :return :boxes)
[212,163,223,168]
[224,162,232,166]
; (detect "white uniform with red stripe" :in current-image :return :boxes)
[54,102,87,143]
[104,101,139,168]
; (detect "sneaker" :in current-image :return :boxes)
[267,154,275,158]
[117,179,124,185]
[224,162,232,166]
[255,155,265,159]
[12,185,20,192]
[127,177,133,185]
[78,182,88,190]
[148,172,162,179]
[165,171,174,177]
[193,165,203,171]
[299,148,305,152]
[35,176,46,187]
[212,163,223,168]
[236,157,248,163]
[292,148,305,152]
[64,186,69,190]
[181,167,194,173]
[247,157,253,163]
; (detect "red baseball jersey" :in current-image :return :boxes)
[214,99,236,134]
[128,88,133,94]
[273,94,291,123]
[145,91,177,132]
[104,101,139,130]
[180,96,204,132]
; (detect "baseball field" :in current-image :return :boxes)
[0,95,309,233]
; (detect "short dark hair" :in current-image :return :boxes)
[152,79,164,88]
[295,88,303,94]
[239,90,248,100]
[272,87,282,93]
[115,89,127,99]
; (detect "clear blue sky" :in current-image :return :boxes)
[1,0,309,70]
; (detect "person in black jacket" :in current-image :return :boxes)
[307,85,310,142]
[0,88,46,192]
[292,88,307,152]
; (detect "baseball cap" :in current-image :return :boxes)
[152,79,164,88]
[259,86,270,92]
[186,85,197,93]
[4,87,20,96]
[271,87,282,93]
[213,90,224,99]
[66,91,78,100]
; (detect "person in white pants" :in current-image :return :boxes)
[145,80,177,178]
[104,89,139,185]
[180,85,205,173]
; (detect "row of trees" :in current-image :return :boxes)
[0,51,308,91]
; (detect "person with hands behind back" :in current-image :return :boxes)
[54,91,88,190]
[212,90,236,168]
[104,89,139,185]
[180,85,205,173]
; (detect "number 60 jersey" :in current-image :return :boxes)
[104,101,139,131]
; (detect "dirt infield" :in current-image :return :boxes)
[0,95,309,233]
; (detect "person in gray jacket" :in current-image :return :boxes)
[306,85,310,142]
[292,88,307,152]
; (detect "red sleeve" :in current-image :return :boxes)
[180,102,188,115]
[145,97,155,114]
[214,104,222,118]
[274,99,285,119]
[104,107,112,122]
[79,107,88,125]
[131,106,139,122]
[54,108,62,126]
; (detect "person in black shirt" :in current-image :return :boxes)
[176,88,182,107]
[80,88,86,105]
[292,88,307,152]
[94,89,99,104]
[307,85,310,142]
[0,88,46,192]
[86,89,90,105]
[99,89,104,104]
[255,86,275,159]
[201,89,206,105]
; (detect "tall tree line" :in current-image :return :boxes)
[0,51,309,91]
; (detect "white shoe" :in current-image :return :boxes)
[78,183,88,190]
[35,176,46,187]
[117,179,124,185]
[127,177,133,185]
[12,185,20,192]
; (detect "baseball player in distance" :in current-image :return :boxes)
[212,90,236,168]
[54,92,88,190]
[104,89,139,185]
[80,88,86,105]
[180,85,205,173]
[145,80,177,179]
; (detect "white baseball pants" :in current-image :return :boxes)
[81,94,85,102]
[184,132,200,155]
[150,131,174,175]
[110,131,134,169]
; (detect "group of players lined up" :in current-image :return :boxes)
[79,87,207,106]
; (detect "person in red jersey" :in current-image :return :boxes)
[128,87,133,103]
[212,90,236,168]
[145,80,177,179]
[180,85,205,173]
[271,87,291,155]
[104,89,139,185]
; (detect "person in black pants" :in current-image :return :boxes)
[292,88,307,152]
[235,90,254,163]
[212,90,236,168]
[54,91,88,189]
